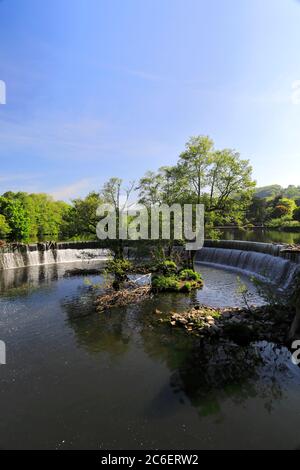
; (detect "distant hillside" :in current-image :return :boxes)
[255,185,300,199]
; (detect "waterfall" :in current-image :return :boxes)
[0,243,110,270]
[196,247,299,290]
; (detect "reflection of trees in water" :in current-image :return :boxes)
[139,306,291,418]
[0,265,58,298]
[62,286,292,418]
[62,286,130,359]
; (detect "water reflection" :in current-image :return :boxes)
[62,287,130,358]
[221,228,300,245]
[1,263,300,449]
[62,286,298,420]
[0,261,106,297]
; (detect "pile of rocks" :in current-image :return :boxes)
[167,304,294,346]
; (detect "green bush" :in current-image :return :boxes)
[151,275,180,292]
[106,258,133,277]
[179,269,202,282]
[155,260,178,275]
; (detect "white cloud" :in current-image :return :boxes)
[50,178,94,200]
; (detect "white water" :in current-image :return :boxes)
[196,247,299,290]
[0,247,110,270]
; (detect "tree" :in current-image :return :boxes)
[100,178,135,258]
[64,192,103,239]
[179,136,214,204]
[138,166,188,207]
[247,197,269,225]
[138,135,255,237]
[0,192,71,242]
[205,149,255,216]
[0,197,30,241]
[23,193,70,240]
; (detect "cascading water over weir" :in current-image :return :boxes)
[196,240,300,290]
[0,241,110,270]
[1,239,300,291]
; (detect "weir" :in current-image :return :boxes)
[0,242,110,270]
[0,240,300,291]
[196,240,300,290]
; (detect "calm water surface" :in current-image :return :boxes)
[221,228,300,245]
[0,261,300,450]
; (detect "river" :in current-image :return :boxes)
[0,261,300,449]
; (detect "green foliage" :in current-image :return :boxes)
[0,197,30,241]
[254,185,283,199]
[64,192,102,239]
[155,260,178,275]
[151,266,203,293]
[0,214,11,238]
[0,192,71,242]
[151,275,181,292]
[265,218,300,229]
[105,258,133,277]
[138,135,255,228]
[255,185,300,200]
[271,198,296,219]
[247,193,300,228]
[179,269,202,281]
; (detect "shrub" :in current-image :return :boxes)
[106,258,133,277]
[151,275,180,292]
[179,269,202,282]
[155,260,178,275]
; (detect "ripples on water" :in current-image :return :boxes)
[0,261,300,449]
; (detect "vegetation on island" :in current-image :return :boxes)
[151,262,203,293]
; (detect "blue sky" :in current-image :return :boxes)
[1,0,300,200]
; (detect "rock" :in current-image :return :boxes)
[229,316,242,324]
[221,312,232,319]
[154,309,162,315]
